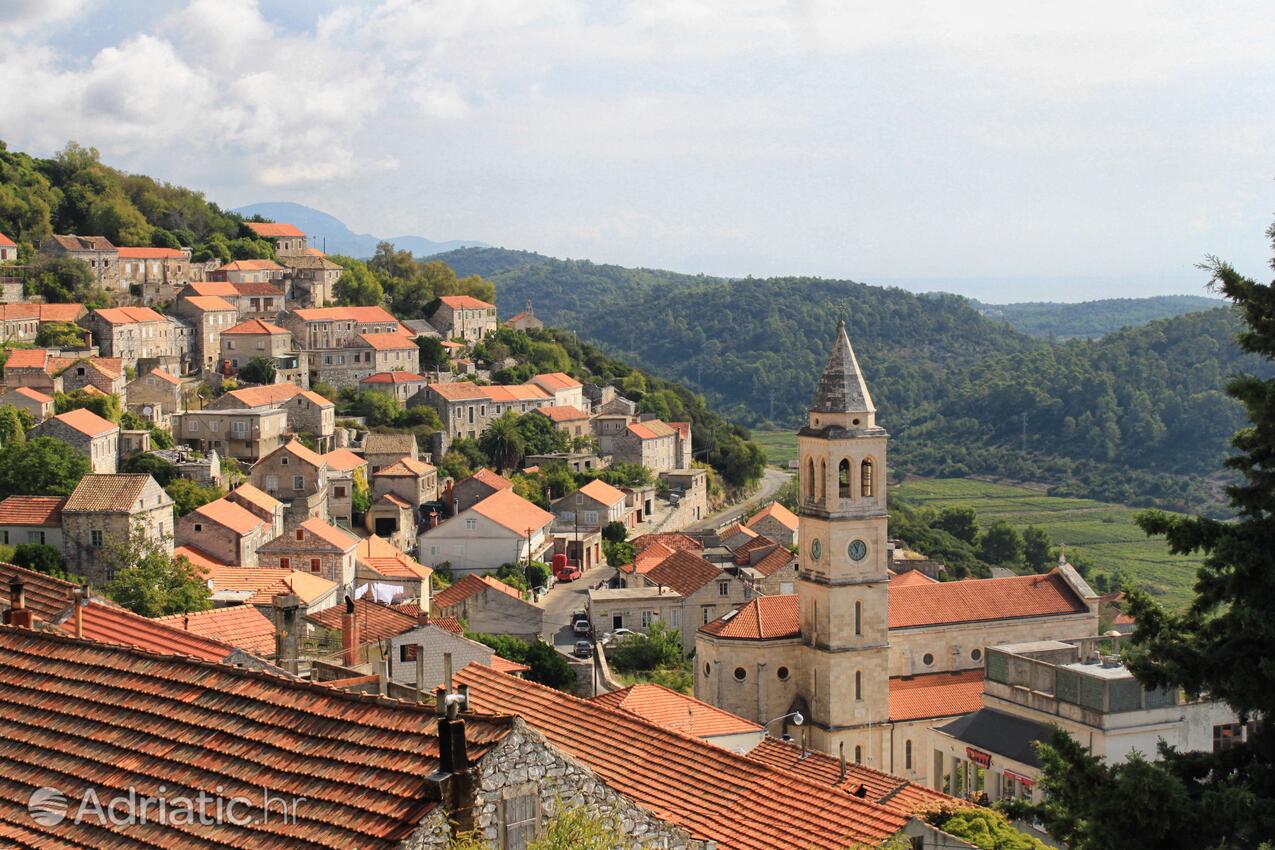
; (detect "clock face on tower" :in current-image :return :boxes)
[811,538,822,561]
[847,539,868,561]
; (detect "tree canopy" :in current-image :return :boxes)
[0,437,91,499]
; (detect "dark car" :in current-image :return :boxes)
[573,640,593,658]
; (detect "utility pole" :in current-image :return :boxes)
[1021,411,1028,452]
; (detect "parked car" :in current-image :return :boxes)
[573,640,593,658]
[573,618,591,636]
[552,554,581,582]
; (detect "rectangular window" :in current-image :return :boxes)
[293,476,304,490]
[1215,723,1244,752]
[91,530,103,547]
[583,511,598,525]
[334,485,347,498]
[702,606,713,624]
[641,610,652,628]
[310,559,321,573]
[718,580,729,596]
[465,518,477,530]
[280,557,290,569]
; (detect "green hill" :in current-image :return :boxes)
[975,295,1224,339]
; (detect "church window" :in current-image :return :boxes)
[838,459,851,498]
[905,740,913,770]
[733,667,747,682]
[861,458,874,497]
[971,649,983,662]
[854,601,862,636]
[777,666,790,681]
[704,662,711,676]
[855,670,862,700]
[854,746,862,764]
[923,653,935,666]
[805,458,816,501]
[818,459,826,501]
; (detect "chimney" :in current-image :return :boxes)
[341,595,359,667]
[72,587,86,639]
[417,610,430,627]
[837,742,847,783]
[4,576,33,629]
[427,509,440,529]
[272,593,301,673]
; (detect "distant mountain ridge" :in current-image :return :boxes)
[232,202,487,258]
[973,294,1224,339]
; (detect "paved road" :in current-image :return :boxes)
[685,466,792,531]
[538,562,614,649]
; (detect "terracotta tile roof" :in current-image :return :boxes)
[746,500,799,532]
[359,331,418,350]
[888,670,985,722]
[470,488,554,535]
[361,370,428,385]
[645,549,721,596]
[430,615,464,634]
[0,627,514,849]
[632,532,701,554]
[48,234,115,252]
[577,478,626,506]
[433,574,525,610]
[223,318,288,335]
[357,536,433,581]
[59,600,238,662]
[363,432,417,456]
[200,564,337,605]
[154,604,277,656]
[295,517,358,551]
[323,448,367,472]
[0,562,78,620]
[92,306,167,324]
[592,683,762,739]
[228,482,281,514]
[700,595,800,640]
[231,280,285,295]
[224,381,304,407]
[189,497,264,536]
[753,546,796,578]
[184,281,236,296]
[6,386,52,404]
[116,246,186,259]
[720,522,759,543]
[270,437,326,469]
[427,382,551,403]
[306,246,326,256]
[748,737,962,815]
[534,404,590,423]
[48,407,117,437]
[470,467,513,491]
[735,534,778,557]
[528,371,581,391]
[173,545,229,570]
[889,569,1089,629]
[668,421,691,439]
[0,496,65,527]
[626,540,674,575]
[455,664,909,849]
[293,306,398,323]
[145,367,181,386]
[63,474,153,512]
[305,597,420,642]
[629,418,676,441]
[438,294,495,309]
[891,569,939,587]
[439,340,465,350]
[505,311,531,322]
[489,655,530,674]
[0,232,13,247]
[376,457,435,477]
[244,221,305,237]
[2,348,50,370]
[219,258,284,271]
[78,384,108,397]
[180,294,236,312]
[0,303,85,322]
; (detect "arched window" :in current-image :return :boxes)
[805,458,816,501]
[861,458,874,498]
[854,745,863,764]
[854,601,862,637]
[818,459,826,502]
[905,739,913,770]
[855,670,862,701]
[838,458,851,498]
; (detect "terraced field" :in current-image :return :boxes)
[894,478,1202,609]
[752,429,800,469]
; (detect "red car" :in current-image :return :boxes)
[554,564,582,582]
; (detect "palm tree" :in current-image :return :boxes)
[479,413,525,473]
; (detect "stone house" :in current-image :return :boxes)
[365,493,416,552]
[421,382,553,440]
[208,258,287,284]
[732,535,799,596]
[2,350,114,396]
[257,516,357,589]
[429,294,497,342]
[0,495,65,550]
[445,467,512,515]
[30,408,119,473]
[172,295,238,373]
[218,318,292,372]
[432,573,544,641]
[40,234,119,290]
[372,457,438,525]
[532,404,591,439]
[355,535,433,603]
[119,428,151,460]
[279,305,403,350]
[0,386,53,422]
[0,304,87,345]
[362,432,419,475]
[124,367,182,426]
[745,500,800,548]
[171,407,287,463]
[279,254,342,307]
[551,478,628,532]
[208,383,334,451]
[660,468,708,526]
[244,221,307,256]
[637,549,747,653]
[116,246,191,304]
[609,418,680,472]
[590,412,632,454]
[360,370,429,404]
[226,482,285,538]
[526,372,584,409]
[310,331,419,389]
[175,495,270,567]
[79,307,185,371]
[61,473,174,584]
[57,356,126,396]
[323,448,367,529]
[249,438,329,524]
[180,281,286,320]
[0,231,15,262]
[418,488,554,578]
[504,301,543,331]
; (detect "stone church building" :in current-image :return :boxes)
[695,321,1099,787]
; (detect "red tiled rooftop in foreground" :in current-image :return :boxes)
[455,663,908,849]
[700,594,800,640]
[888,569,1088,629]
[433,574,524,610]
[747,737,962,816]
[888,669,986,722]
[591,683,762,739]
[305,597,420,643]
[0,627,514,850]
[0,562,78,620]
[58,601,241,663]
[154,604,278,656]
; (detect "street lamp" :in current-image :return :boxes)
[761,711,804,742]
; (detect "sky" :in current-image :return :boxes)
[2,0,1272,302]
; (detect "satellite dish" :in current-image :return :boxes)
[791,712,804,726]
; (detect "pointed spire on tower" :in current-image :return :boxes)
[810,320,875,416]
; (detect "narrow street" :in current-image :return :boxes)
[538,561,614,649]
[685,466,791,531]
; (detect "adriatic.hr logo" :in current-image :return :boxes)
[25,784,306,828]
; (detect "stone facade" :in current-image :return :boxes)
[429,296,497,343]
[250,441,330,524]
[61,474,174,585]
[173,297,238,373]
[41,235,119,290]
[257,522,356,588]
[172,408,288,463]
[31,414,119,474]
[125,369,183,424]
[80,309,187,371]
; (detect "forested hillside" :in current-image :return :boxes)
[975,294,1222,339]
[434,248,1263,514]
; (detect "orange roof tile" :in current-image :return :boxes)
[438,294,495,309]
[357,535,433,581]
[535,404,590,422]
[272,437,326,469]
[292,306,398,323]
[200,563,337,606]
[305,597,420,642]
[645,549,720,596]
[63,474,152,512]
[180,294,236,312]
[92,306,166,324]
[746,500,799,532]
[224,382,304,407]
[60,600,237,662]
[0,562,80,619]
[469,488,554,535]
[223,318,289,335]
[5,386,52,403]
[173,545,229,570]
[433,574,525,610]
[752,546,796,578]
[632,532,701,554]
[889,569,1088,629]
[359,331,418,350]
[489,655,530,675]
[427,382,552,403]
[219,258,284,271]
[154,604,277,656]
[0,304,85,322]
[720,521,759,542]
[626,540,674,575]
[183,281,236,297]
[891,569,939,587]
[227,482,281,514]
[323,448,367,472]
[577,478,626,506]
[244,221,304,237]
[0,627,514,849]
[0,496,65,527]
[528,371,581,391]
[49,407,117,437]
[747,737,963,815]
[376,457,436,477]
[592,683,762,738]
[470,467,513,491]
[3,348,50,370]
[189,497,263,536]
[296,517,358,551]
[888,670,985,721]
[116,246,186,259]
[145,367,180,386]
[0,232,13,247]
[700,595,800,640]
[455,664,909,849]
[361,370,428,385]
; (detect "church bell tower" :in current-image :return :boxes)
[795,320,890,764]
